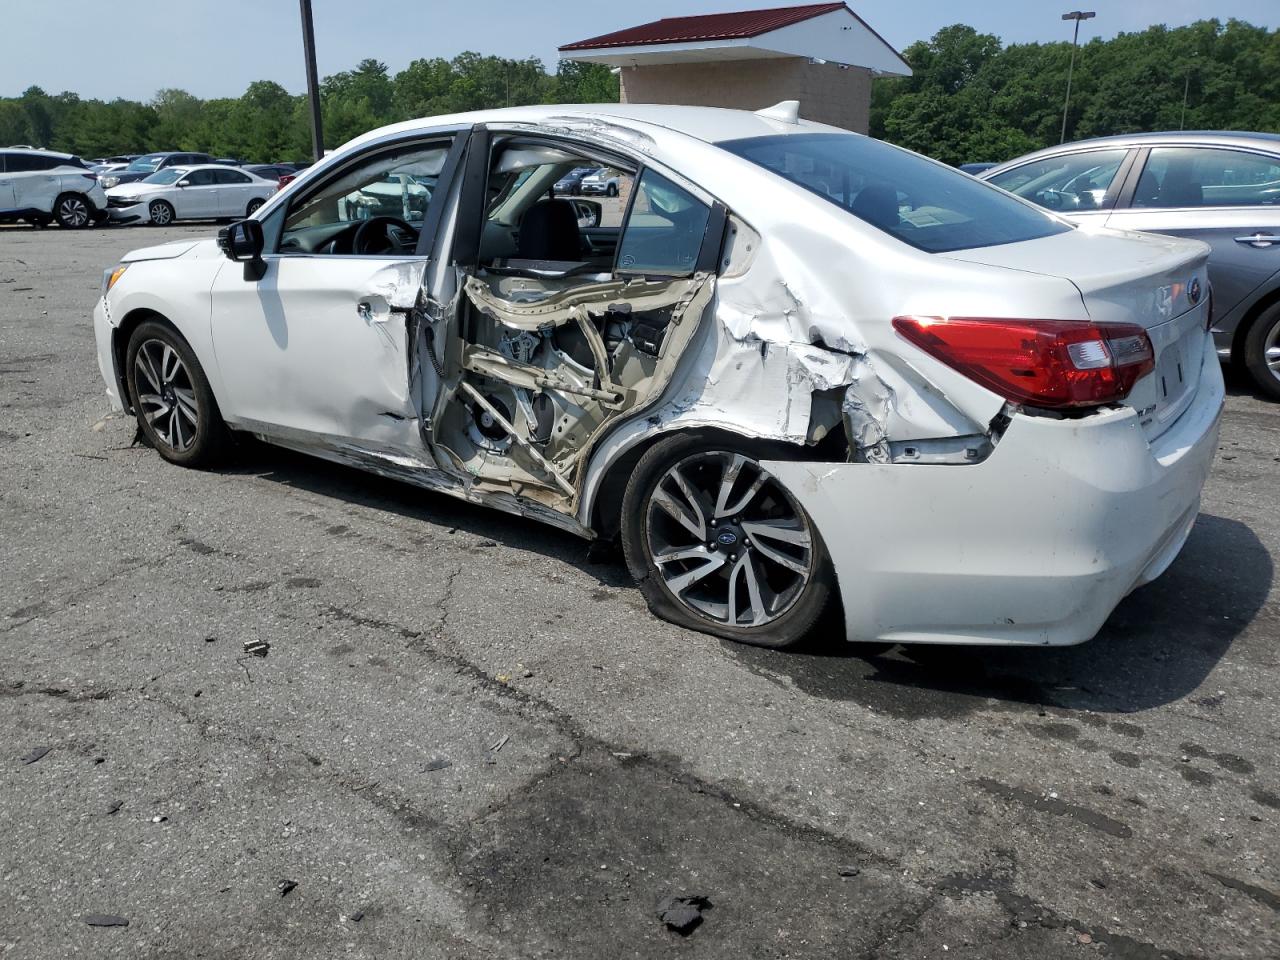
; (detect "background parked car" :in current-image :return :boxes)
[983,131,1280,398]
[101,152,216,189]
[106,164,276,225]
[958,162,996,175]
[552,166,596,195]
[245,163,300,184]
[0,147,107,228]
[277,163,311,188]
[580,167,621,196]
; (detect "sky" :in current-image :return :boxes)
[4,0,1278,102]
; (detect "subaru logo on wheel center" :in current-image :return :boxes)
[716,531,739,546]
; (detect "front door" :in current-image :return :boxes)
[208,133,461,448]
[173,168,220,219]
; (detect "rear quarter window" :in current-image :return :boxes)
[720,133,1070,253]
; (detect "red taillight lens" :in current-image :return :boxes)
[278,173,296,187]
[892,316,1155,409]
[81,172,97,182]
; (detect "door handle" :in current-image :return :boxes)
[1234,233,1280,248]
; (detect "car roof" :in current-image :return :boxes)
[985,130,1280,173]
[349,103,848,150]
[2,147,78,160]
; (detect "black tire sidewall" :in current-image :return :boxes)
[149,200,174,226]
[1243,303,1280,401]
[246,199,264,216]
[619,431,835,649]
[124,320,228,467]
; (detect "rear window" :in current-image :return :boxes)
[720,133,1070,254]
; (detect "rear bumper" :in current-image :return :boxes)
[763,331,1225,646]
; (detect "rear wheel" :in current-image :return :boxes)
[124,320,230,467]
[245,197,264,217]
[1243,302,1280,400]
[54,193,92,228]
[148,200,175,226]
[620,433,834,649]
[606,183,618,197]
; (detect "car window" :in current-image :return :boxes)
[723,133,1070,254]
[987,149,1128,212]
[5,154,38,173]
[1132,147,1280,209]
[281,139,452,251]
[143,169,184,185]
[615,169,711,276]
[216,169,252,184]
[182,169,218,186]
[126,154,164,173]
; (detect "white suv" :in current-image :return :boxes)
[0,148,109,228]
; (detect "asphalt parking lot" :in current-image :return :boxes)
[2,223,1277,959]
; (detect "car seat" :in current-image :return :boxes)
[516,199,582,261]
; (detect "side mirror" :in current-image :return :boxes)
[176,180,188,188]
[217,219,266,280]
[572,199,602,229]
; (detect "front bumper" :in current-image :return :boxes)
[763,331,1226,646]
[93,298,126,412]
[106,199,149,224]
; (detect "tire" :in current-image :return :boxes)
[606,183,618,197]
[1242,301,1280,401]
[148,200,175,226]
[245,197,264,217]
[53,193,92,228]
[124,320,230,468]
[620,432,834,649]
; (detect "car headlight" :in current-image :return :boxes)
[102,263,128,297]
[101,176,120,188]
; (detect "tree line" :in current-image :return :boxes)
[0,55,619,162]
[1,18,1277,166]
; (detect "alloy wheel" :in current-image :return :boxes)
[1265,316,1280,383]
[150,202,173,225]
[57,196,89,227]
[134,339,199,451]
[644,452,813,628]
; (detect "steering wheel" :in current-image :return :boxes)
[352,216,418,255]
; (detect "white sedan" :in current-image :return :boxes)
[92,103,1223,649]
[106,164,277,225]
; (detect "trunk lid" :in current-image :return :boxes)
[943,228,1212,441]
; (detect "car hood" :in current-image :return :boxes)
[940,226,1210,328]
[120,238,204,263]
[107,182,168,198]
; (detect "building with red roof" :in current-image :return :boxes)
[559,3,910,133]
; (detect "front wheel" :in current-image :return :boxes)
[124,320,230,467]
[148,200,175,226]
[1243,302,1280,401]
[620,433,834,649]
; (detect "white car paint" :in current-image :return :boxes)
[93,104,1224,646]
[0,148,108,226]
[106,164,277,224]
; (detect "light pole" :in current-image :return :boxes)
[1179,53,1198,130]
[1059,10,1095,144]
[299,0,324,161]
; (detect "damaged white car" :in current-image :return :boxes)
[93,103,1224,648]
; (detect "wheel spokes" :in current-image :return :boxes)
[662,552,728,595]
[653,466,707,540]
[136,349,162,393]
[714,454,767,519]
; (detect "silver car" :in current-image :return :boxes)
[982,132,1280,398]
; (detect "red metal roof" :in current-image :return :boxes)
[559,3,847,52]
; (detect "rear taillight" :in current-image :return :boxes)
[278,173,296,187]
[892,316,1155,409]
[81,173,97,182]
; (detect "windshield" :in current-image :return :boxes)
[126,154,165,173]
[720,134,1070,253]
[142,169,184,185]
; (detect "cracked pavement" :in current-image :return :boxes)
[1,224,1278,958]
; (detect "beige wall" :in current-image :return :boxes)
[619,58,873,133]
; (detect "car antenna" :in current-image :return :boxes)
[754,100,800,124]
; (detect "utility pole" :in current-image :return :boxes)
[1179,54,1197,130]
[1059,10,1095,144]
[299,0,324,161]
